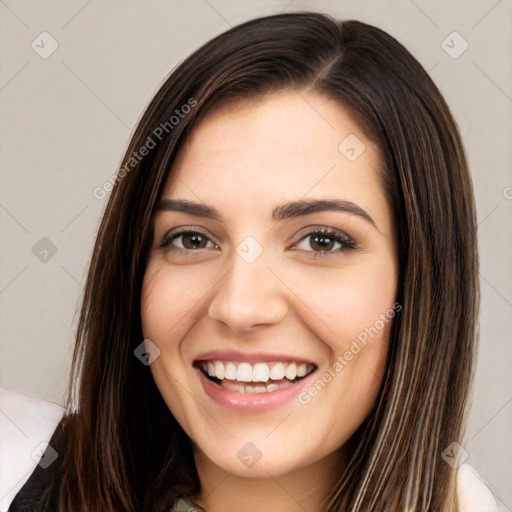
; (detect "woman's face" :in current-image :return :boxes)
[141,92,398,479]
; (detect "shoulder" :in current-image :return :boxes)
[457,463,498,512]
[0,388,65,511]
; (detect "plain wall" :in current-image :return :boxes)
[1,0,511,509]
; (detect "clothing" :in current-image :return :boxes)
[0,389,498,512]
[170,496,204,511]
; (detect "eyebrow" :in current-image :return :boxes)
[156,198,380,232]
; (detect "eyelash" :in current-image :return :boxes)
[158,227,357,256]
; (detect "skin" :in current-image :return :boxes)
[141,91,398,512]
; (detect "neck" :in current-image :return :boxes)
[192,449,345,512]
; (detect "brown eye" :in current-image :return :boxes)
[294,228,357,253]
[159,230,218,251]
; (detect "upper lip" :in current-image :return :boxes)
[193,349,317,366]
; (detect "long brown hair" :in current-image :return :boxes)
[50,12,478,511]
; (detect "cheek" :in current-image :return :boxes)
[292,256,397,419]
[291,258,398,351]
[140,262,205,430]
[141,261,207,341]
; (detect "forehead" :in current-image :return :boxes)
[163,92,384,216]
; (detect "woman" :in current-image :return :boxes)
[7,12,496,512]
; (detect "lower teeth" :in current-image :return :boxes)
[220,379,294,394]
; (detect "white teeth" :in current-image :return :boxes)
[236,362,252,382]
[224,362,237,380]
[200,360,314,384]
[252,362,270,382]
[266,383,279,393]
[269,362,285,380]
[214,361,225,379]
[285,362,297,380]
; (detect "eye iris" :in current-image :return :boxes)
[310,235,334,251]
[182,233,207,250]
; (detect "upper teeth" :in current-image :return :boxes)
[201,361,314,383]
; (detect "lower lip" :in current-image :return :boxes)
[196,367,316,412]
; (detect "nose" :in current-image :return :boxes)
[207,254,289,333]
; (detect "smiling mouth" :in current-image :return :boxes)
[195,360,316,394]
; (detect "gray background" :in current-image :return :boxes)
[0,0,511,509]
